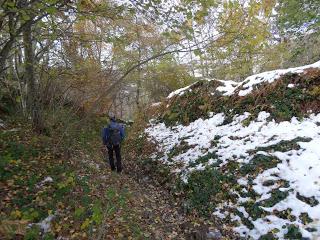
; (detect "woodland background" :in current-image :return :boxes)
[1,0,320,239]
[1,0,319,128]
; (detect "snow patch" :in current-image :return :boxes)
[36,176,53,188]
[37,215,55,233]
[167,84,194,98]
[42,177,53,183]
[151,102,162,107]
[216,80,239,96]
[29,214,55,233]
[145,111,320,239]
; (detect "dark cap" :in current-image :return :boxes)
[108,113,116,121]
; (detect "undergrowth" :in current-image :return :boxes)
[0,109,121,239]
[161,68,320,126]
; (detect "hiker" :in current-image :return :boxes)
[102,114,125,172]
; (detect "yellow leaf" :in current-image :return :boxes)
[81,218,91,230]
[55,224,62,232]
[10,210,22,219]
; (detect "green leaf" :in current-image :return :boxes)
[21,12,31,21]
[46,7,57,15]
[193,49,202,56]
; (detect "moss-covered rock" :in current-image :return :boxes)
[253,137,312,153]
[299,212,313,224]
[296,192,319,207]
[188,152,219,168]
[239,155,280,176]
[260,189,289,208]
[284,224,302,239]
[241,202,267,221]
[273,208,296,222]
[258,232,277,240]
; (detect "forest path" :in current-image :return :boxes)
[88,152,224,240]
[0,122,234,240]
[89,160,191,239]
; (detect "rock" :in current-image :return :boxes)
[206,229,222,239]
[142,176,150,182]
[0,119,5,129]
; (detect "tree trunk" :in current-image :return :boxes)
[23,24,44,133]
[135,17,143,113]
[15,44,27,115]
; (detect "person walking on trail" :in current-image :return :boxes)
[102,114,125,173]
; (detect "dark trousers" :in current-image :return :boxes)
[107,145,122,172]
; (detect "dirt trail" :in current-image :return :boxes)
[87,153,236,240]
[89,164,193,239]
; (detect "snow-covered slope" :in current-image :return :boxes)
[168,60,320,99]
[236,61,320,97]
[144,61,320,239]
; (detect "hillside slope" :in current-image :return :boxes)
[135,61,320,239]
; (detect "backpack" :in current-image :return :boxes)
[108,123,121,146]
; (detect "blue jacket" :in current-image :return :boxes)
[102,120,125,145]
